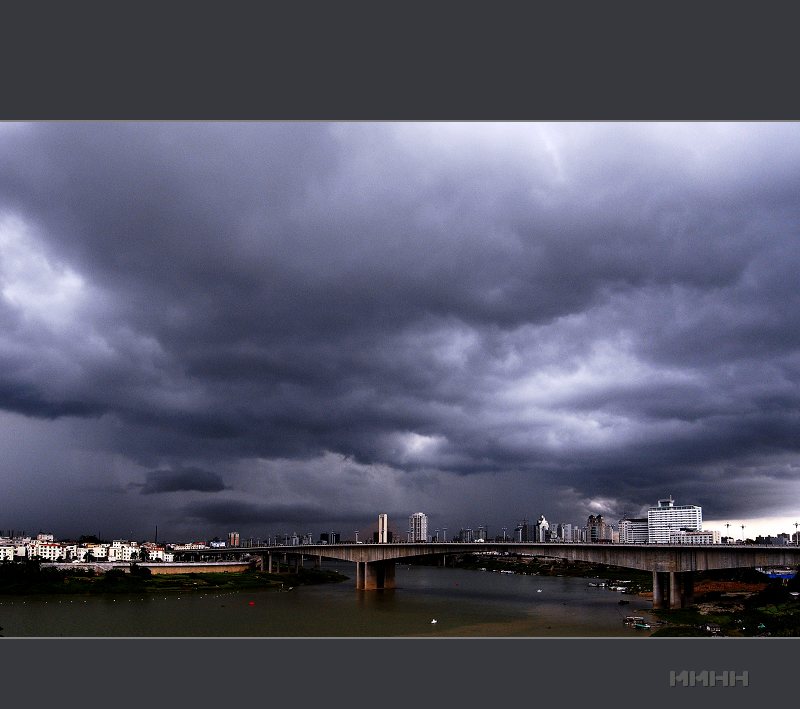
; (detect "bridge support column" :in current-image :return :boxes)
[267,554,273,573]
[669,572,681,609]
[652,571,668,609]
[315,555,321,569]
[681,571,694,607]
[358,560,396,590]
[653,571,694,609]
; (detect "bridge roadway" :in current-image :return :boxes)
[172,542,800,609]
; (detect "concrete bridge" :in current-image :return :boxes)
[171,542,800,609]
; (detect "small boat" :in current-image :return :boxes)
[634,622,651,629]
[430,619,437,624]
[536,589,542,593]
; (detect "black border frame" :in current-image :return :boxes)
[1,2,797,704]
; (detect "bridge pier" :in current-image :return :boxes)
[652,571,694,609]
[356,560,396,590]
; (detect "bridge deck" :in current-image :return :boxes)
[175,542,800,572]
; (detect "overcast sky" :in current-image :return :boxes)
[1,122,799,543]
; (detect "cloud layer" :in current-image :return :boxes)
[1,122,799,541]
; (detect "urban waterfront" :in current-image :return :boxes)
[0,562,656,638]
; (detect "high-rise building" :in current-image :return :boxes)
[556,523,573,542]
[647,497,702,543]
[227,531,240,547]
[515,519,530,542]
[378,513,388,544]
[409,512,428,542]
[535,515,549,542]
[587,515,612,542]
[618,518,649,544]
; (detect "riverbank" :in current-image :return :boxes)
[647,569,799,636]
[427,552,653,595]
[0,561,348,596]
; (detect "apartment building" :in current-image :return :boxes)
[618,518,649,544]
[409,512,428,543]
[647,497,702,543]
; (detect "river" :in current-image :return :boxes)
[0,562,656,637]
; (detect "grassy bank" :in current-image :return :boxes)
[0,561,348,596]
[649,569,800,637]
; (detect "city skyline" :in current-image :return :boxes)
[1,123,799,542]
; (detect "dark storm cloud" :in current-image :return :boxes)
[139,467,227,494]
[182,500,370,528]
[2,122,800,538]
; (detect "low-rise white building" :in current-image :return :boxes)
[669,529,721,544]
[170,542,209,551]
[31,541,66,561]
[83,544,109,560]
[107,540,140,561]
[142,543,168,561]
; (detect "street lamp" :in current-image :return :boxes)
[741,524,746,544]
[794,522,799,546]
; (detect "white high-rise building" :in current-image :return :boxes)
[535,515,549,542]
[409,512,428,543]
[647,497,702,543]
[378,513,388,543]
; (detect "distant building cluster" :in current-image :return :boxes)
[3,497,798,557]
[378,497,793,547]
